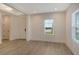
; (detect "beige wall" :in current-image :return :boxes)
[10,15,26,40]
[66,3,79,54]
[29,12,66,43]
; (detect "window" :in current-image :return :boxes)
[75,12,79,40]
[72,9,79,43]
[44,19,54,35]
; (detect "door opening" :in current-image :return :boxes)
[2,15,10,41]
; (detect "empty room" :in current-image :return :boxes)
[0,3,79,55]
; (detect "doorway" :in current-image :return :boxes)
[2,15,10,40]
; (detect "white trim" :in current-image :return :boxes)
[26,15,31,41]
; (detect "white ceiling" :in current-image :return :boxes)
[6,3,71,14]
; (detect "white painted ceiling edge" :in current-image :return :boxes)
[6,3,71,15]
[0,3,24,15]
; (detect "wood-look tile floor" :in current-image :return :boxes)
[0,39,73,55]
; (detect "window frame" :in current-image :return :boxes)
[44,19,55,35]
[72,9,79,43]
